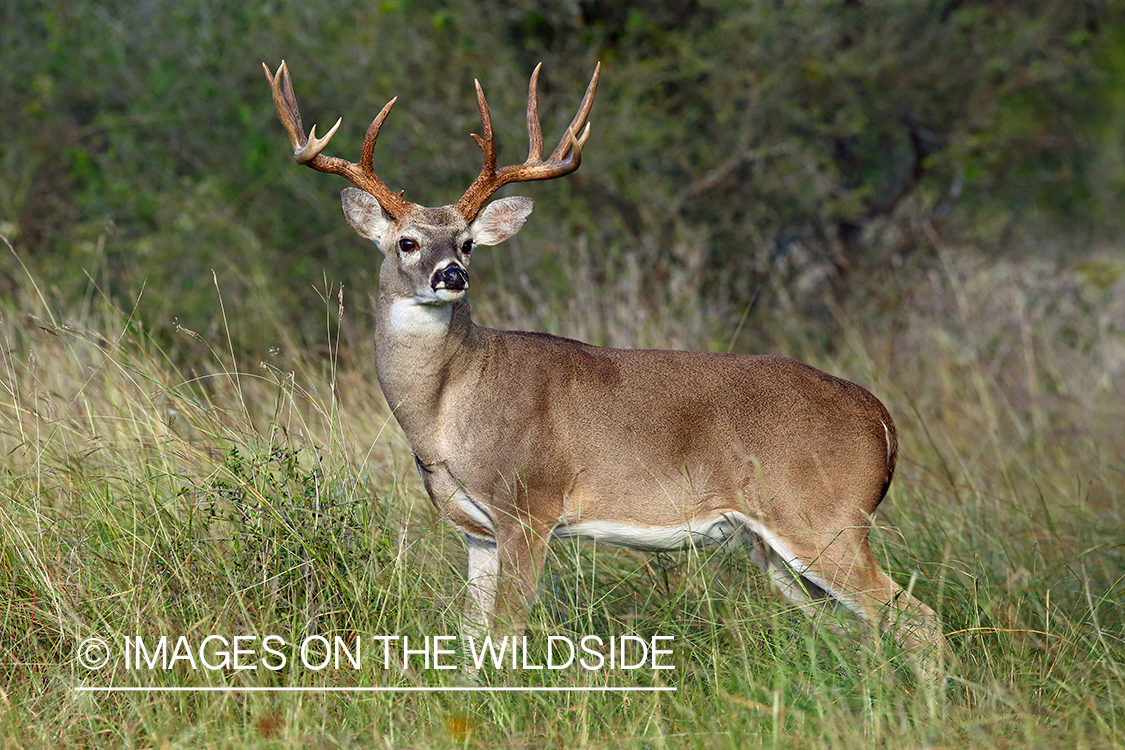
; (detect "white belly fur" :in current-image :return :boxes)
[442,493,815,592]
[553,514,746,552]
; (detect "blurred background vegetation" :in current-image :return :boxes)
[2,0,1123,356]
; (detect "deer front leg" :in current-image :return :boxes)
[462,523,550,636]
[464,534,500,642]
[460,524,550,679]
[491,520,552,635]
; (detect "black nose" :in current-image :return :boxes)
[434,265,469,291]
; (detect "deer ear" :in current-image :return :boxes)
[470,196,534,246]
[341,188,395,249]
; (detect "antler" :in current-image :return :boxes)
[456,63,600,221]
[263,60,408,220]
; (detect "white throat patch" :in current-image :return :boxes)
[386,298,452,338]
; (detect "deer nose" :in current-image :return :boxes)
[433,264,469,292]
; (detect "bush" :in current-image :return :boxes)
[2,1,1121,351]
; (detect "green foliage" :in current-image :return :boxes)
[1,239,1122,747]
[190,445,392,625]
[1,1,1120,350]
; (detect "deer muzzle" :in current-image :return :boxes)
[433,264,469,292]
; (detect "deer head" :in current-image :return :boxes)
[263,61,599,306]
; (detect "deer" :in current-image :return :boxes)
[263,60,949,682]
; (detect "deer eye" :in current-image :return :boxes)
[461,240,473,255]
[399,238,418,253]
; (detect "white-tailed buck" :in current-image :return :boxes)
[264,60,948,680]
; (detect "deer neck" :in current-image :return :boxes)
[373,287,479,454]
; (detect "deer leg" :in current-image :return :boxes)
[743,517,948,683]
[846,567,949,684]
[491,520,552,635]
[740,522,851,636]
[814,539,949,684]
[464,534,500,641]
[459,534,501,680]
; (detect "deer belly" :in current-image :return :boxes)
[552,515,742,552]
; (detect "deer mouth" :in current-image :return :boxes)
[431,264,469,299]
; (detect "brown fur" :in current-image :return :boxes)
[266,61,947,681]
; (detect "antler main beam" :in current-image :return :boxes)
[263,60,408,220]
[456,63,601,221]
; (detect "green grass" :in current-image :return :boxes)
[1,245,1122,748]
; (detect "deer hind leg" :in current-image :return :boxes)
[739,515,948,683]
[742,531,849,628]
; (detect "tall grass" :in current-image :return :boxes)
[1,236,1122,748]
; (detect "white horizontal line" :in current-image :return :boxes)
[75,686,676,693]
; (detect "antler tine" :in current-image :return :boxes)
[361,97,399,178]
[456,63,601,221]
[263,61,305,153]
[471,80,498,176]
[263,61,341,164]
[526,63,544,162]
[262,60,408,219]
[548,62,599,162]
